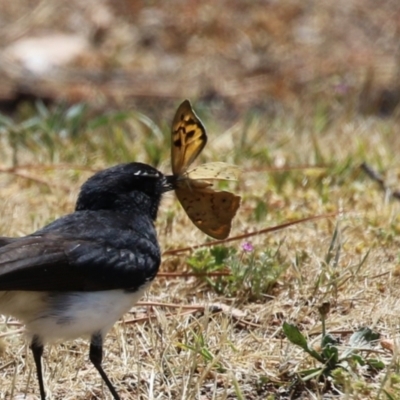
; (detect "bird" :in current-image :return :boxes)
[0,162,174,400]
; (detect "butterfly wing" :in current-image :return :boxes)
[171,100,207,175]
[185,162,241,181]
[175,184,241,239]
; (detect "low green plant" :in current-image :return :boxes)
[0,101,170,167]
[178,328,226,373]
[283,303,383,385]
[187,243,287,301]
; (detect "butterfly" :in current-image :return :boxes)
[169,99,241,239]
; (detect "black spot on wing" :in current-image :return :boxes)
[185,129,196,139]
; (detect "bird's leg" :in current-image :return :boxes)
[30,335,46,400]
[90,332,120,400]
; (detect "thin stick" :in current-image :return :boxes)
[163,212,338,255]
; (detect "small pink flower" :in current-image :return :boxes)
[241,242,254,252]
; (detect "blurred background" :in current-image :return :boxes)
[1,0,400,123]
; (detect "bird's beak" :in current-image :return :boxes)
[162,175,176,192]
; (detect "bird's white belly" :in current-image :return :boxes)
[0,286,148,342]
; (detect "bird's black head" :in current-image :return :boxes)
[76,162,173,220]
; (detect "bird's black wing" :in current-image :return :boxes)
[0,237,17,248]
[0,233,160,292]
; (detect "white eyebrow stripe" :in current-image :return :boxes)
[132,169,163,178]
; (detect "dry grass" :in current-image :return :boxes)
[0,103,398,400]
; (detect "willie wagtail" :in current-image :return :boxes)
[0,162,174,399]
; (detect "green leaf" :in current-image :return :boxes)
[322,344,339,366]
[366,358,385,370]
[210,246,231,265]
[282,322,325,363]
[321,334,338,348]
[341,327,380,359]
[65,103,86,120]
[283,322,309,350]
[351,354,366,366]
[348,328,380,347]
[300,368,324,381]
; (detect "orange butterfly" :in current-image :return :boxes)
[168,100,241,239]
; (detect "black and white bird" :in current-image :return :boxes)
[0,162,174,400]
